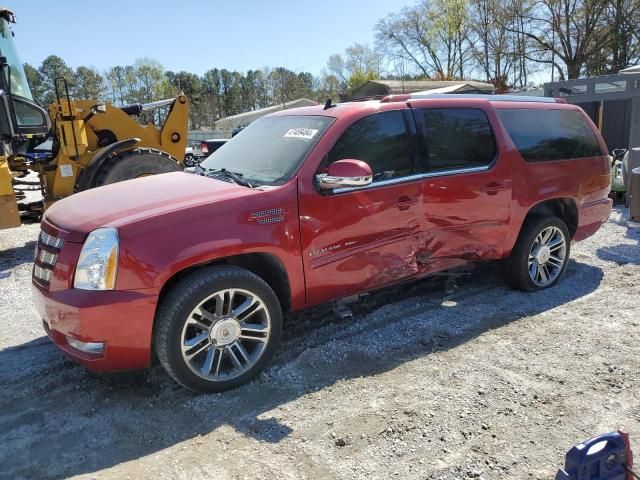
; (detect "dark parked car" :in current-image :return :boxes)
[200,138,228,156]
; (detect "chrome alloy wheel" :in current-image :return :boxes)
[527,226,567,287]
[180,288,271,381]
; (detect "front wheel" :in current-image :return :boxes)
[155,266,282,393]
[503,215,571,291]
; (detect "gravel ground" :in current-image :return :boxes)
[0,207,639,480]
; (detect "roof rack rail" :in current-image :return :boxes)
[408,93,563,103]
[341,95,385,103]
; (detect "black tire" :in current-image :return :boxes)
[95,147,182,186]
[154,266,282,393]
[503,214,571,292]
[184,154,196,167]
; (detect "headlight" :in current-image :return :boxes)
[74,228,119,290]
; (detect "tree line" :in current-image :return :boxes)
[24,56,332,129]
[371,0,640,90]
[23,0,640,128]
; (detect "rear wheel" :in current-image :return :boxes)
[503,215,570,291]
[154,266,282,393]
[95,147,182,186]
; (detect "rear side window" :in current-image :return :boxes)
[417,108,496,172]
[496,108,603,162]
[327,110,411,181]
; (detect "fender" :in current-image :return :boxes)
[74,137,140,192]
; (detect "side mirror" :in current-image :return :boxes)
[0,89,50,139]
[9,95,50,133]
[316,159,373,191]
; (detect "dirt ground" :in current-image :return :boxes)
[0,207,639,480]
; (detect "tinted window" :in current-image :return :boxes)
[201,115,332,184]
[496,108,603,162]
[327,110,411,181]
[418,108,496,172]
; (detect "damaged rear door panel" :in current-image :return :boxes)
[410,101,513,270]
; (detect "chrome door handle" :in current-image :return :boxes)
[394,196,418,210]
[480,182,508,195]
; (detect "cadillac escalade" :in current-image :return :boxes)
[32,94,612,393]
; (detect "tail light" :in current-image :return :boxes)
[201,142,209,154]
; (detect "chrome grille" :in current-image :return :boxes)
[40,231,64,249]
[38,249,58,266]
[33,230,64,286]
[34,265,53,283]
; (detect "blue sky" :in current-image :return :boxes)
[14,0,416,75]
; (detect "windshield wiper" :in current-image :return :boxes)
[203,168,255,189]
[192,163,206,175]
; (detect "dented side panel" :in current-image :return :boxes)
[418,164,513,266]
[300,180,422,305]
[409,98,514,267]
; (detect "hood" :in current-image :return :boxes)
[45,172,255,241]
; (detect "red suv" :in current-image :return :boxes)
[32,95,612,393]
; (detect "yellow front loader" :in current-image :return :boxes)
[0,152,19,229]
[0,8,190,229]
[39,83,189,210]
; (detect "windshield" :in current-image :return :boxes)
[0,18,34,100]
[200,115,333,185]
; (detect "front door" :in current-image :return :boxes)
[299,109,422,305]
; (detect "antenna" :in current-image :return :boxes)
[323,99,335,110]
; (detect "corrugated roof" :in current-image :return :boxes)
[213,98,318,124]
[351,79,494,98]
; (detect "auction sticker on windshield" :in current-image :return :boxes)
[283,128,318,140]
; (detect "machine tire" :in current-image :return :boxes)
[503,214,571,292]
[154,266,282,393]
[95,147,182,186]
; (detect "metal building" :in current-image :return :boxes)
[348,79,495,100]
[544,72,640,151]
[210,98,318,137]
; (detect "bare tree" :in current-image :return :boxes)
[468,0,541,89]
[374,0,472,80]
[327,43,381,93]
[511,0,532,87]
[519,0,610,80]
[606,0,640,72]
[469,0,519,89]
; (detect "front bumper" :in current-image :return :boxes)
[33,284,159,372]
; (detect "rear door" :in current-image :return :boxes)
[410,100,512,266]
[298,109,423,305]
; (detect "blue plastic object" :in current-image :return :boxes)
[556,432,629,480]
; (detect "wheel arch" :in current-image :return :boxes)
[156,251,292,317]
[524,197,578,238]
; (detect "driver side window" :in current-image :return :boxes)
[326,110,412,181]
